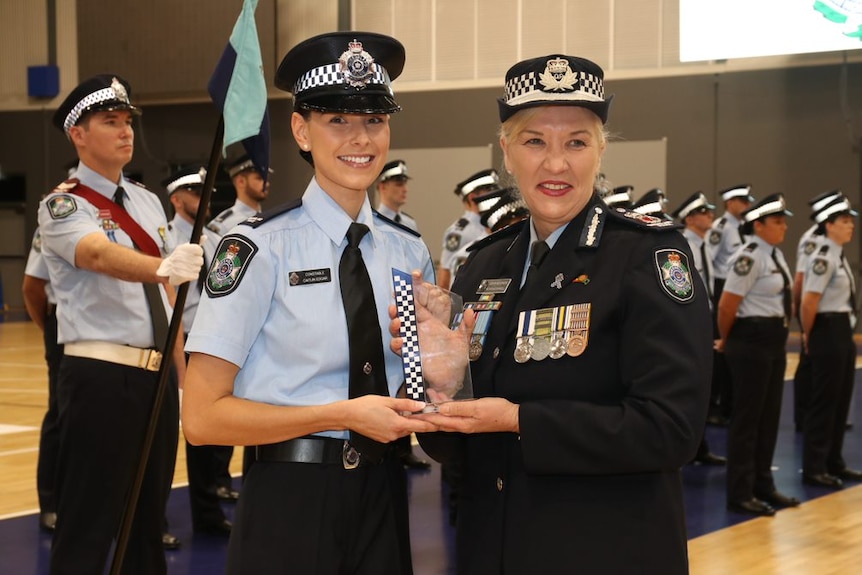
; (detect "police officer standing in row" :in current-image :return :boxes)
[437,169,501,289]
[708,184,755,425]
[799,194,862,488]
[375,159,419,231]
[163,165,234,534]
[39,74,203,574]
[717,193,799,517]
[206,153,271,237]
[672,191,727,466]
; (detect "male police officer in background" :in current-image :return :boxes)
[437,169,500,289]
[38,74,203,575]
[206,153,271,237]
[375,159,419,232]
[163,165,234,535]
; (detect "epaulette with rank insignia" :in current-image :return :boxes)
[743,242,758,253]
[455,217,468,230]
[607,207,681,231]
[816,244,830,256]
[715,217,727,230]
[374,210,421,237]
[240,198,301,228]
[467,218,526,252]
[51,178,79,194]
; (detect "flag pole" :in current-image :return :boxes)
[108,117,224,575]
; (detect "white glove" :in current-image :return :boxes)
[158,243,204,286]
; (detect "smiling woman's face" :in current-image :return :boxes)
[500,106,605,240]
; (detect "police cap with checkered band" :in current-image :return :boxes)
[498,55,613,123]
[454,169,500,198]
[52,74,141,136]
[275,31,405,114]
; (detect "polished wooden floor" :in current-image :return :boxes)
[2,317,862,573]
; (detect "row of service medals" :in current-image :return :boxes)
[514,303,591,362]
[464,278,592,363]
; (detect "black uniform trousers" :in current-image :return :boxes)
[50,356,178,575]
[793,343,813,429]
[724,318,788,502]
[712,278,734,419]
[803,313,857,475]
[36,305,63,514]
[226,457,412,575]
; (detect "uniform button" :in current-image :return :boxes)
[496,477,503,491]
[493,347,500,358]
[363,362,372,375]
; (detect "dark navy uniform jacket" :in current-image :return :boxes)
[420,194,712,575]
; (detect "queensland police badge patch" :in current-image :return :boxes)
[654,249,694,303]
[206,235,258,298]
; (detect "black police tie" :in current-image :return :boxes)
[700,241,714,300]
[841,251,857,312]
[339,223,388,462]
[394,213,402,224]
[523,240,550,289]
[115,185,169,352]
[771,248,792,320]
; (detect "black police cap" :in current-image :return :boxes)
[275,32,405,114]
[632,188,671,220]
[161,164,207,195]
[602,185,633,209]
[477,186,529,231]
[454,169,500,198]
[813,194,858,224]
[671,191,715,220]
[52,74,141,135]
[379,159,410,182]
[224,153,273,178]
[718,184,754,203]
[742,193,793,223]
[498,55,613,123]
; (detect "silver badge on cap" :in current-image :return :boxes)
[539,57,577,92]
[340,40,374,89]
[110,77,129,102]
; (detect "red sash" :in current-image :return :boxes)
[68,181,161,257]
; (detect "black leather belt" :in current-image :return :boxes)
[736,317,786,326]
[256,436,384,470]
[817,312,850,318]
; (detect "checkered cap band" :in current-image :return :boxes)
[504,71,604,107]
[814,199,856,224]
[63,88,120,133]
[294,62,392,95]
[486,198,528,230]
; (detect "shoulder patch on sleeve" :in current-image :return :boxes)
[445,232,462,252]
[802,240,817,255]
[811,257,829,276]
[374,210,421,237]
[47,195,78,219]
[241,199,301,228]
[733,255,754,276]
[654,248,695,303]
[708,229,722,245]
[205,234,259,298]
[609,207,681,231]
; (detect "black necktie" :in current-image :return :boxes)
[841,251,857,312]
[394,213,402,224]
[113,186,125,208]
[700,241,713,300]
[771,248,792,319]
[114,185,169,352]
[339,223,388,462]
[523,240,550,289]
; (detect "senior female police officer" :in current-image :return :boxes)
[717,193,799,517]
[412,54,713,574]
[182,32,439,574]
[800,195,862,488]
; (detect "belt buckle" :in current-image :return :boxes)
[342,441,360,470]
[140,349,163,372]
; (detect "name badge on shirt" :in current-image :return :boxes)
[477,278,512,295]
[288,268,332,286]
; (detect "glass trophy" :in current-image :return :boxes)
[392,269,473,412]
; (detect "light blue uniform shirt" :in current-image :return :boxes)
[167,214,219,333]
[795,224,821,275]
[376,203,418,232]
[708,212,745,279]
[37,162,171,347]
[186,178,435,440]
[440,211,484,277]
[804,237,855,314]
[206,199,258,237]
[724,235,791,318]
[682,227,714,310]
[24,227,56,304]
